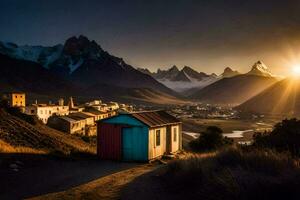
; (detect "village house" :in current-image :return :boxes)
[48,112,97,136]
[2,92,26,108]
[83,108,116,121]
[25,98,69,124]
[97,110,182,162]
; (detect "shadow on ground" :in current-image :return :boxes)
[0,153,138,200]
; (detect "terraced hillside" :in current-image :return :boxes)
[0,109,95,154]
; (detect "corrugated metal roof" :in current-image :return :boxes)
[68,112,93,120]
[132,110,181,127]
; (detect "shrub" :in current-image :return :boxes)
[189,126,233,152]
[253,118,300,156]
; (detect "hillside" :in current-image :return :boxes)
[0,109,94,154]
[237,78,300,116]
[190,75,277,105]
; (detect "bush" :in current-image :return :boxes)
[189,126,233,152]
[253,118,300,156]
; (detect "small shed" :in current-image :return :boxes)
[97,110,182,161]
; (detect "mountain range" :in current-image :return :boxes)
[0,35,181,104]
[0,35,283,106]
[138,65,220,92]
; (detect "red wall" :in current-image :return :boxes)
[97,123,122,160]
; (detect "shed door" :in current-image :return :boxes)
[122,127,147,161]
[98,123,122,160]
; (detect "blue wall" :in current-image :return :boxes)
[122,126,148,161]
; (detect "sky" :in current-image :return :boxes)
[1,0,300,76]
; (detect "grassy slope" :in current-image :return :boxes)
[0,109,95,154]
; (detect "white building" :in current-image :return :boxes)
[25,104,69,124]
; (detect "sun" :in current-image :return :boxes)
[292,66,300,77]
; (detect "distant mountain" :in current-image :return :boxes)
[0,35,181,104]
[237,78,300,116]
[246,61,274,77]
[221,67,240,78]
[138,65,218,92]
[190,74,277,105]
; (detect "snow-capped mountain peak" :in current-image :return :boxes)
[247,61,274,77]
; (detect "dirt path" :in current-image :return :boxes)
[0,154,139,200]
[29,164,158,200]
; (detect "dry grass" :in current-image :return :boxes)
[0,109,95,155]
[0,139,45,154]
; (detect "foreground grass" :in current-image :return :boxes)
[123,148,300,200]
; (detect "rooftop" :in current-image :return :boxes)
[68,112,94,120]
[100,110,181,127]
[132,110,181,127]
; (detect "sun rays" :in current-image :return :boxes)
[271,78,300,116]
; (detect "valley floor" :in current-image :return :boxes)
[181,117,277,143]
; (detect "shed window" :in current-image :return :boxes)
[173,128,177,142]
[155,130,161,146]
